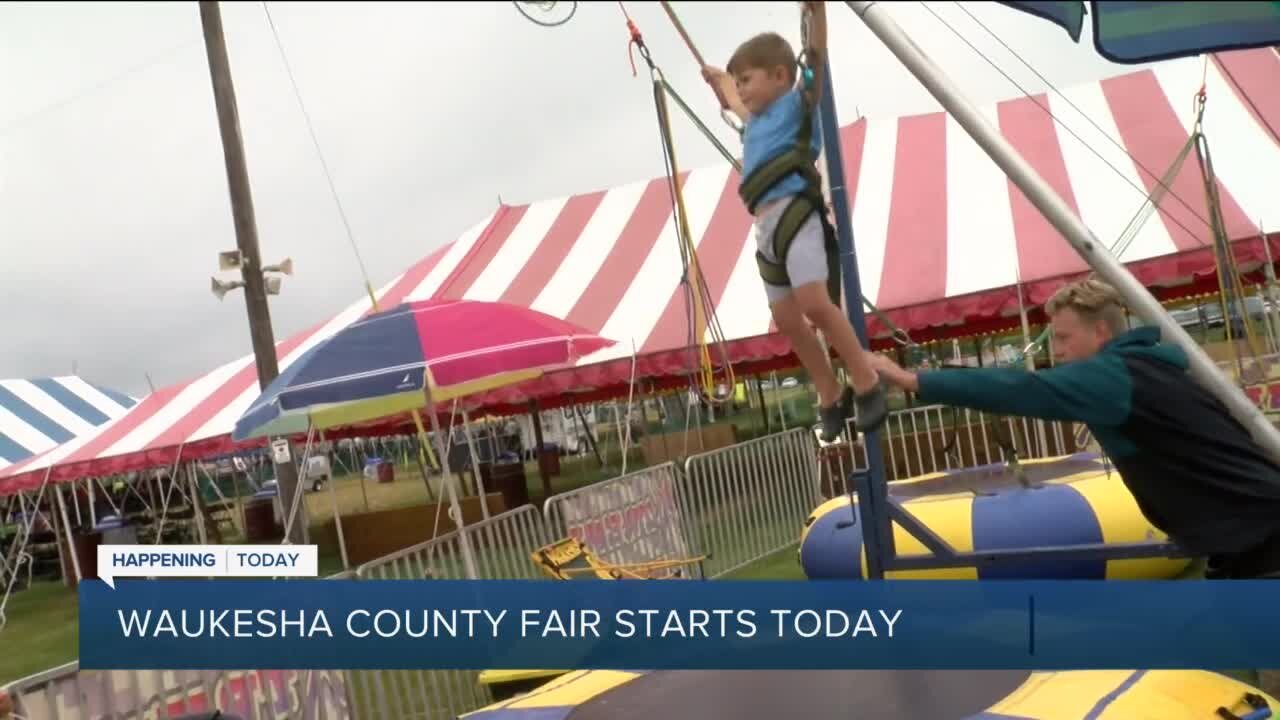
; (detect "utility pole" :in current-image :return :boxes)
[199,0,305,543]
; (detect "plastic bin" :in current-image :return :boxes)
[95,515,138,545]
[364,457,395,483]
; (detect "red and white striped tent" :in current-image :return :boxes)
[2,48,1277,494]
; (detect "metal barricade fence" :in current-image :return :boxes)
[542,462,695,579]
[5,662,351,720]
[6,567,358,720]
[677,428,822,579]
[355,505,551,582]
[345,504,553,720]
[822,405,1082,495]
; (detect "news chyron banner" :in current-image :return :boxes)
[98,544,318,588]
[82,548,1280,671]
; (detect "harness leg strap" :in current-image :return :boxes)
[754,193,842,308]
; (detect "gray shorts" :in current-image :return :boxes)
[755,197,829,305]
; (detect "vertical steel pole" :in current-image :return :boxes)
[846,0,1280,470]
[818,58,893,578]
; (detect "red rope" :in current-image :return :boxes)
[619,1,644,77]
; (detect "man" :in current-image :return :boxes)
[869,277,1280,694]
[869,277,1280,576]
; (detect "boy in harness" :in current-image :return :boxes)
[702,1,888,441]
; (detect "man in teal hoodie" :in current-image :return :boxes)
[869,278,1280,579]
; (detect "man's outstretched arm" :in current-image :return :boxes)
[869,353,1132,427]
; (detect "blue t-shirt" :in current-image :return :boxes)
[740,87,822,211]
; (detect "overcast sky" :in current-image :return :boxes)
[0,1,1160,399]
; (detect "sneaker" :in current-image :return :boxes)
[853,379,889,434]
[819,386,855,443]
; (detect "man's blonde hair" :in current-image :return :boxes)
[728,32,797,84]
[1045,277,1128,334]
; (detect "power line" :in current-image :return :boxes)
[918,1,1211,248]
[950,1,1214,245]
[261,1,377,305]
[0,40,200,139]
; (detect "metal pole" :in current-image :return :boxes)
[460,407,491,520]
[1016,283,1050,454]
[421,404,480,579]
[1261,222,1280,354]
[54,485,81,584]
[846,0,1280,469]
[817,57,893,577]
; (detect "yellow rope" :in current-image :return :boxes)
[652,69,735,404]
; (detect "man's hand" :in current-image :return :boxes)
[867,353,919,393]
[0,689,14,718]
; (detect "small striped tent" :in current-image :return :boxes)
[0,377,137,472]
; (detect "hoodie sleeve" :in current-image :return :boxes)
[915,354,1133,426]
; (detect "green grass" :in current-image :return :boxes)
[0,390,813,685]
[0,581,79,684]
[720,546,806,580]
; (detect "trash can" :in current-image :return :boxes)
[244,484,282,542]
[537,445,561,477]
[485,461,530,511]
[364,457,394,484]
[59,530,101,587]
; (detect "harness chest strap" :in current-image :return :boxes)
[739,102,841,306]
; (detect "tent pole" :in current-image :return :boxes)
[845,0,1280,469]
[54,485,81,584]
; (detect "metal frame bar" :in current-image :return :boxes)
[844,0,1280,468]
[818,7,1202,578]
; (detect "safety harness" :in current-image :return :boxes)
[739,85,843,308]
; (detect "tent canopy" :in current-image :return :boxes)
[2,48,1277,494]
[0,376,136,472]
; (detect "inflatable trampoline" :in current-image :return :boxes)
[801,452,1192,580]
[462,668,1275,720]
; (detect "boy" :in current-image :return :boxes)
[703,1,887,441]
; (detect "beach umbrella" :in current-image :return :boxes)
[233,298,614,442]
[232,298,616,579]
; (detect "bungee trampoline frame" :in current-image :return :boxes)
[823,2,1280,579]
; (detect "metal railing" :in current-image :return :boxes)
[355,505,551,582]
[543,462,694,579]
[344,505,553,720]
[5,663,351,720]
[820,405,1081,496]
[676,428,822,579]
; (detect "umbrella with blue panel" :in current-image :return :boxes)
[996,2,1280,64]
[232,298,616,579]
